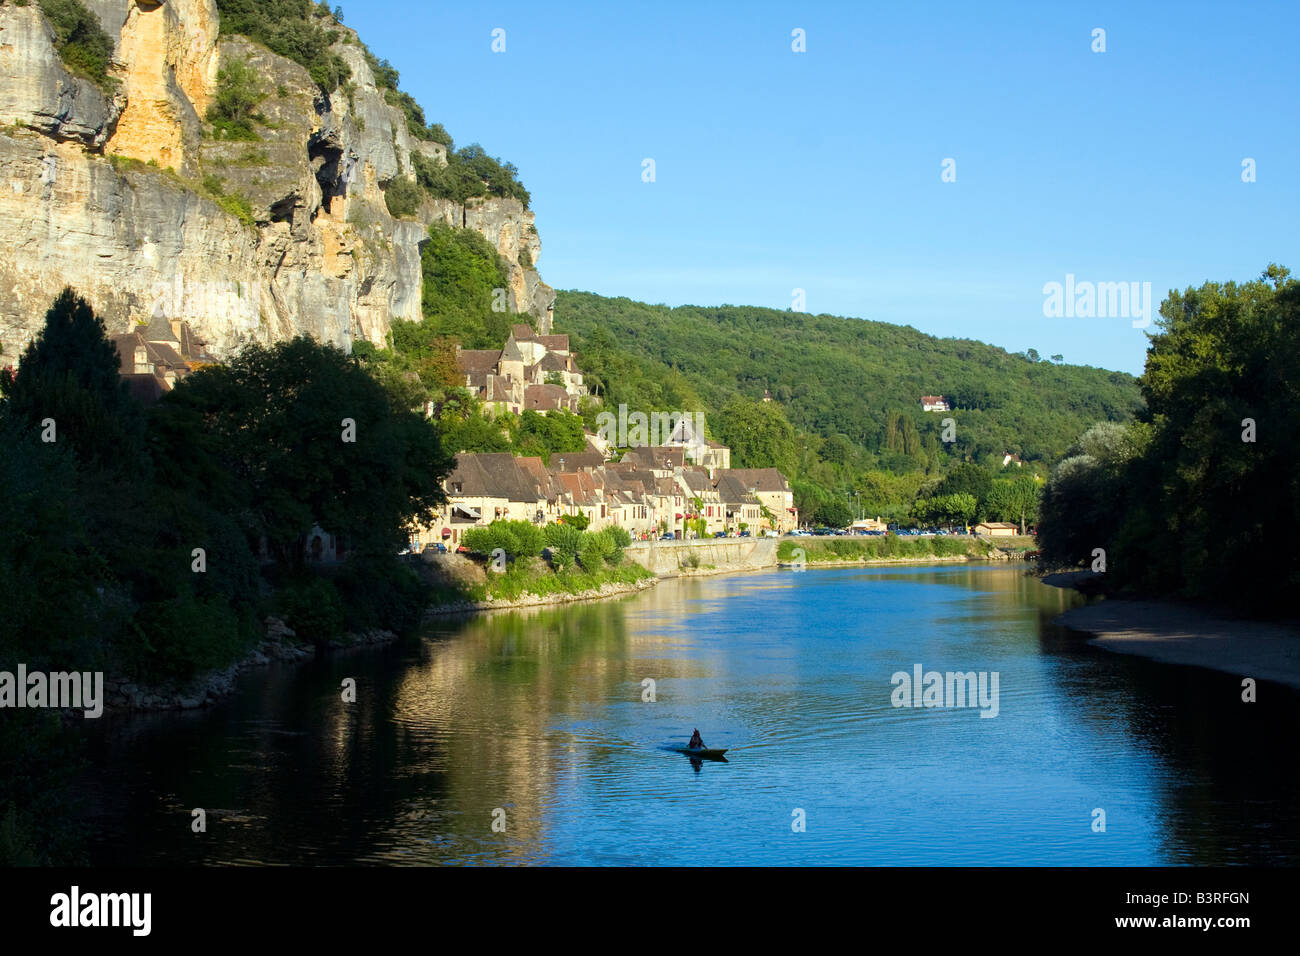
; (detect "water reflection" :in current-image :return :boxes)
[82,564,1300,865]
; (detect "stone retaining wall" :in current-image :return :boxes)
[625,537,779,577]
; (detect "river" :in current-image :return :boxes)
[81,564,1300,865]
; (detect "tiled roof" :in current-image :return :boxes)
[622,446,685,470]
[678,469,714,493]
[456,349,503,373]
[524,383,569,411]
[551,444,605,471]
[715,473,760,505]
[141,310,179,345]
[718,468,790,493]
[555,470,599,506]
[445,453,542,503]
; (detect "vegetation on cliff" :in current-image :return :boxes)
[411,145,531,208]
[354,217,586,466]
[1038,265,1299,611]
[31,0,116,90]
[206,56,267,141]
[213,2,530,205]
[215,0,351,91]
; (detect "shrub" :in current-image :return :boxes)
[37,0,115,90]
[335,555,429,634]
[427,123,453,148]
[414,143,530,208]
[383,175,422,219]
[207,56,265,140]
[130,590,246,682]
[215,0,351,92]
[199,174,256,227]
[461,520,544,561]
[460,525,495,556]
[577,529,614,570]
[600,526,631,564]
[503,521,545,557]
[278,575,344,642]
[543,522,583,568]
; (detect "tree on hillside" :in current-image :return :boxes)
[912,492,976,528]
[816,498,854,528]
[419,222,513,348]
[715,396,797,473]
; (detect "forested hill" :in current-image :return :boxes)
[555,290,1142,468]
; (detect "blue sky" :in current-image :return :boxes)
[345,0,1299,374]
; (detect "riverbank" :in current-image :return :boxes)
[101,617,401,714]
[1053,599,1300,690]
[423,573,657,615]
[783,553,1016,569]
[775,536,1034,567]
[105,557,658,713]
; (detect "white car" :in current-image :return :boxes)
[762,530,779,538]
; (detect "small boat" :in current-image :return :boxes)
[673,746,728,760]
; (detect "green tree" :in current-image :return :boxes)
[817,498,853,528]
[37,0,115,89]
[984,476,1041,533]
[215,0,351,91]
[936,462,993,514]
[419,222,513,347]
[151,336,453,568]
[207,56,265,140]
[383,176,423,219]
[715,396,797,473]
[0,288,144,473]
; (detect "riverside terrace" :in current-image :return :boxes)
[413,450,798,549]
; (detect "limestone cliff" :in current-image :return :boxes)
[0,0,553,362]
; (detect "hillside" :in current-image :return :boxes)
[555,290,1143,469]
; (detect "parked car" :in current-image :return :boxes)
[660,533,675,541]
[433,542,448,553]
[763,530,779,538]
[739,530,751,538]
[713,531,727,538]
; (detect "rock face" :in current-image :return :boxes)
[0,0,553,363]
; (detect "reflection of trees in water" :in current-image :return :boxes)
[86,569,1299,865]
[85,595,705,865]
[389,604,639,861]
[1036,612,1300,864]
[87,653,422,865]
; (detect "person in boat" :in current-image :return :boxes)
[688,728,704,750]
